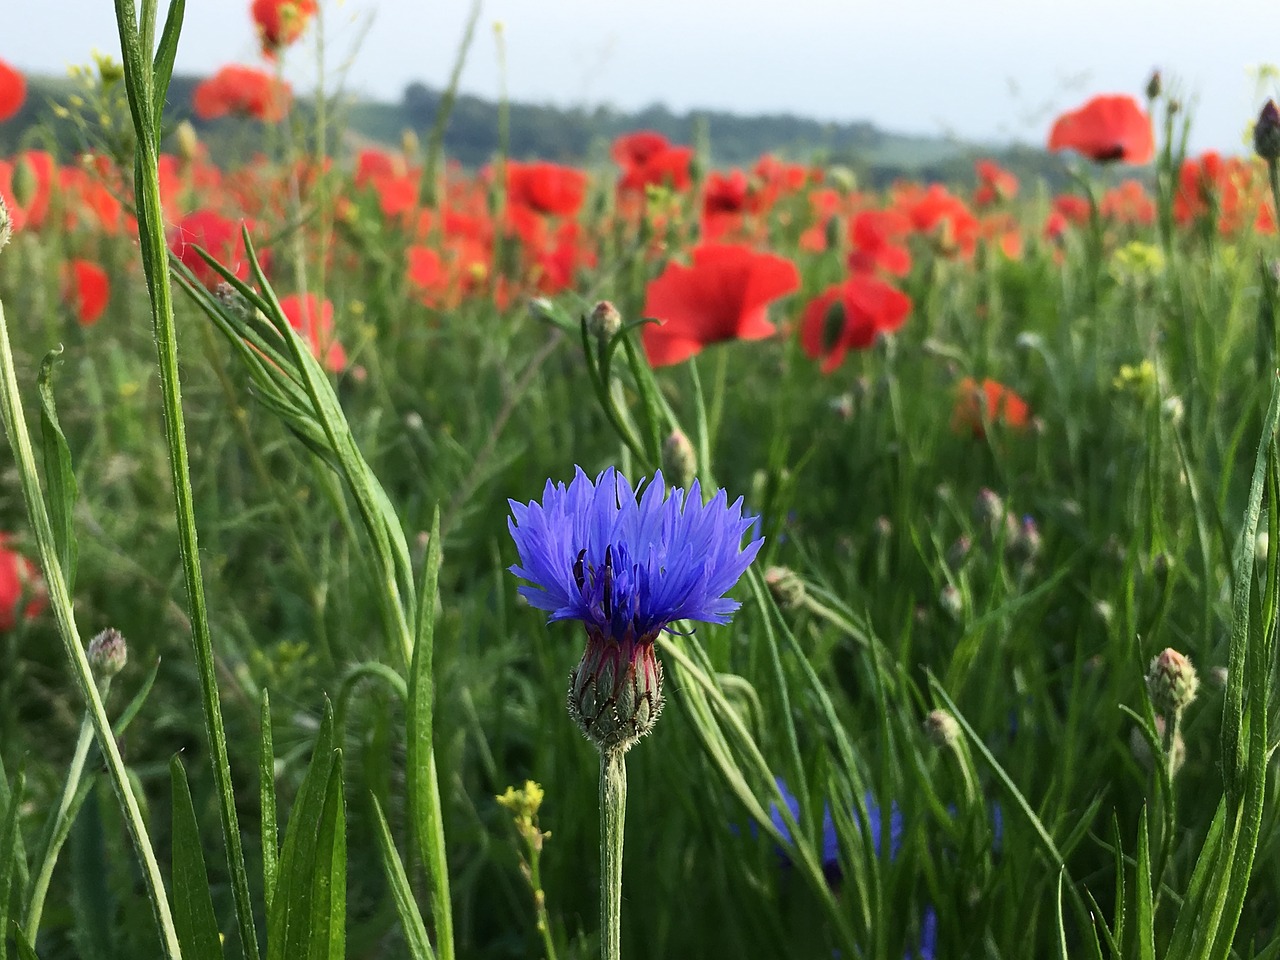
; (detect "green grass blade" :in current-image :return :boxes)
[36,348,77,592]
[408,508,454,960]
[261,691,279,911]
[370,795,436,960]
[0,768,25,960]
[12,928,40,960]
[268,704,337,960]
[1135,807,1155,960]
[169,757,223,960]
[150,0,184,130]
[307,754,346,960]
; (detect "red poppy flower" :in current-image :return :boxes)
[0,534,46,631]
[1100,179,1155,226]
[613,131,694,194]
[252,0,318,55]
[1048,95,1154,164]
[193,65,291,123]
[800,275,912,373]
[0,60,26,123]
[506,161,587,217]
[279,293,346,372]
[701,170,752,240]
[848,209,912,276]
[973,160,1018,207]
[952,377,1029,437]
[612,131,672,169]
[170,209,267,288]
[896,184,979,258]
[641,243,800,367]
[63,259,110,326]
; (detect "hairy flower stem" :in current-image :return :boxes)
[24,696,103,938]
[0,301,180,957]
[600,748,627,960]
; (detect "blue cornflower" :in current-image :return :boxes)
[508,466,762,753]
[767,777,903,884]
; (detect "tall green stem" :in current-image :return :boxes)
[599,749,627,960]
[111,1,260,956]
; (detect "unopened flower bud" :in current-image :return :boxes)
[873,516,892,539]
[87,628,127,678]
[924,709,960,748]
[1145,69,1163,101]
[1147,648,1199,716]
[12,156,38,210]
[567,632,663,755]
[947,534,972,568]
[1211,665,1228,688]
[1009,515,1042,565]
[974,487,1004,528]
[401,128,421,162]
[764,566,806,611]
[1255,100,1280,162]
[939,584,963,620]
[176,120,200,164]
[587,300,623,343]
[661,429,697,490]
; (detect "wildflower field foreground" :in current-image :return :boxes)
[3,5,1280,960]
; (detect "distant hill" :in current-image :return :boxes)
[2,73,1073,188]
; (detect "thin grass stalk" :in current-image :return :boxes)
[111,1,260,956]
[0,301,181,958]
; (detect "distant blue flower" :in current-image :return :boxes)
[909,905,937,960]
[767,778,903,884]
[508,466,762,752]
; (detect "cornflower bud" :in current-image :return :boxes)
[923,709,960,748]
[1145,69,1162,101]
[764,566,806,611]
[1255,100,1280,162]
[1147,648,1198,716]
[87,628,127,678]
[587,300,623,344]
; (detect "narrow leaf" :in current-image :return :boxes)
[267,703,336,960]
[1135,807,1155,960]
[260,690,279,911]
[169,757,223,960]
[370,796,435,960]
[0,769,26,960]
[37,348,78,592]
[305,754,346,960]
[150,0,185,129]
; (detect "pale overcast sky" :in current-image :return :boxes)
[6,0,1278,155]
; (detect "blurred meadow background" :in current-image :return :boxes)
[1,2,1280,959]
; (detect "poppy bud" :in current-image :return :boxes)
[1255,100,1280,162]
[87,628,128,679]
[567,631,664,755]
[661,429,697,490]
[401,128,420,162]
[0,193,10,253]
[1145,69,1162,101]
[923,709,960,748]
[1147,648,1198,716]
[12,156,38,209]
[587,300,622,343]
[176,120,200,164]
[764,566,806,611]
